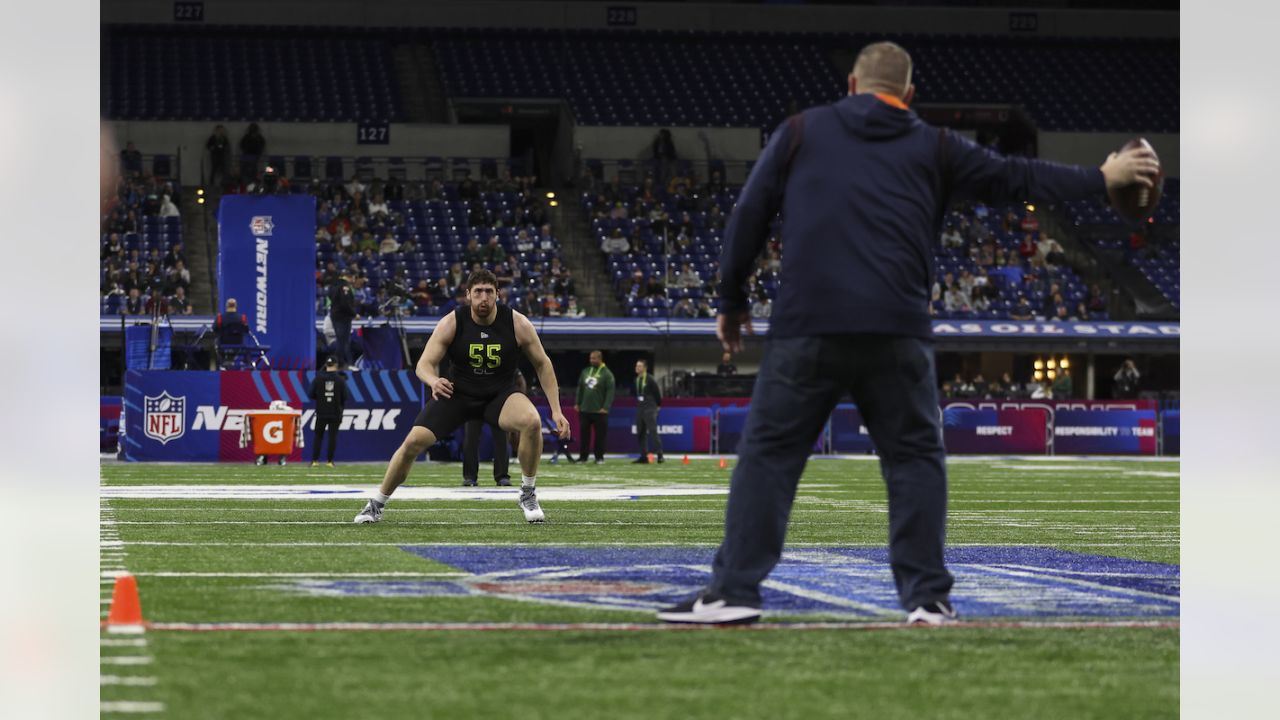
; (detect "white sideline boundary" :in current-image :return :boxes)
[142,619,1178,632]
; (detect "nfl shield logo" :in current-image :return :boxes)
[144,392,186,445]
[250,216,274,237]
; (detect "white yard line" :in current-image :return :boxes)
[100,676,159,686]
[145,619,1178,632]
[101,701,166,713]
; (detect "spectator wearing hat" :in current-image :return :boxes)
[307,357,352,467]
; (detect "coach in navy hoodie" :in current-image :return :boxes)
[659,41,1159,626]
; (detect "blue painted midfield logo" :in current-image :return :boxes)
[275,546,1179,619]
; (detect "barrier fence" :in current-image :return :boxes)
[112,371,1180,460]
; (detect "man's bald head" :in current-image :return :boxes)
[849,41,914,102]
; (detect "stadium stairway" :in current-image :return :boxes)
[412,42,452,124]
[182,190,214,314]
[393,45,431,122]
[559,204,624,316]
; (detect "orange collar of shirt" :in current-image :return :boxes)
[874,93,909,110]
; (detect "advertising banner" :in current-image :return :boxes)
[942,408,1050,454]
[217,194,317,369]
[604,407,713,454]
[1162,410,1180,456]
[942,399,1157,414]
[1053,409,1158,455]
[830,404,875,454]
[122,370,423,462]
[718,406,825,455]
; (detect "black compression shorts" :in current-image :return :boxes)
[413,387,522,439]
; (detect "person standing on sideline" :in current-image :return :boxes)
[462,371,527,486]
[353,269,570,525]
[328,273,358,370]
[307,356,352,467]
[575,350,614,464]
[658,41,1160,626]
[632,359,664,464]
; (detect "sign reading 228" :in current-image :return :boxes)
[468,343,502,370]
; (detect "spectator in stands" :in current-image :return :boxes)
[1087,283,1107,314]
[515,229,535,253]
[1113,359,1141,399]
[463,238,485,267]
[483,235,505,265]
[239,123,266,176]
[751,292,773,319]
[377,232,399,255]
[553,269,577,298]
[120,141,143,177]
[601,231,630,255]
[677,263,702,290]
[673,298,697,318]
[971,291,991,313]
[972,374,989,398]
[383,175,404,202]
[124,288,145,315]
[165,260,191,293]
[458,177,479,201]
[367,192,389,219]
[158,194,180,218]
[644,274,666,300]
[1020,210,1040,233]
[1009,295,1034,320]
[997,372,1020,399]
[717,353,738,377]
[167,286,192,315]
[943,284,969,314]
[563,297,586,318]
[1072,302,1089,321]
[537,224,557,250]
[1018,233,1037,260]
[706,204,727,232]
[205,125,231,189]
[447,262,465,291]
[1052,368,1073,399]
[410,280,434,312]
[941,224,964,249]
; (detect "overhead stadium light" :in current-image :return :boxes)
[546,191,556,199]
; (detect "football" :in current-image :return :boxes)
[1107,137,1164,224]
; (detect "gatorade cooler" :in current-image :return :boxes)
[243,409,302,456]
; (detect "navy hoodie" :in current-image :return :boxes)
[720,93,1105,340]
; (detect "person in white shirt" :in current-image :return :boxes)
[159,194,180,218]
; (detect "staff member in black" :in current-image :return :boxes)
[354,269,570,525]
[631,359,664,464]
[307,356,352,466]
[328,273,358,370]
[462,371,527,486]
[659,41,1159,626]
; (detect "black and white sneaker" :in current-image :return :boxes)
[462,477,478,487]
[906,600,958,626]
[657,592,762,625]
[518,487,545,523]
[353,500,384,524]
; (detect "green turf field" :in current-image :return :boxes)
[100,457,1179,718]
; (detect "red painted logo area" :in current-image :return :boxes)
[468,580,667,596]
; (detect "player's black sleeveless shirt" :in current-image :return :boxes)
[445,304,520,397]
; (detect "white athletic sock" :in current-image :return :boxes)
[373,492,391,505]
[521,475,536,489]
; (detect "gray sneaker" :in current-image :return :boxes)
[353,500,384,524]
[906,600,958,626]
[518,487,545,523]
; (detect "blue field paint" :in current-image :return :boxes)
[278,545,1179,619]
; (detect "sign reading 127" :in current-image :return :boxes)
[357,122,390,145]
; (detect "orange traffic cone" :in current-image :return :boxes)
[682,455,690,465]
[105,574,146,633]
[718,457,727,470]
[648,453,655,464]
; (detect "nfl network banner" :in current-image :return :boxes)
[943,407,1050,454]
[218,194,317,369]
[1053,409,1157,455]
[122,370,423,462]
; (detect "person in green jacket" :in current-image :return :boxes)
[575,350,615,464]
[1051,367,1073,399]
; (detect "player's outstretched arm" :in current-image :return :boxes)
[418,312,456,400]
[514,311,570,438]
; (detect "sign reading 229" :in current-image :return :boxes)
[468,343,503,370]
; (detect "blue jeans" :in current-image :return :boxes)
[708,334,954,610]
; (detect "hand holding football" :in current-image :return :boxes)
[1103,138,1164,224]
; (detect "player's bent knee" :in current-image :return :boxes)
[403,428,436,455]
[518,413,541,435]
